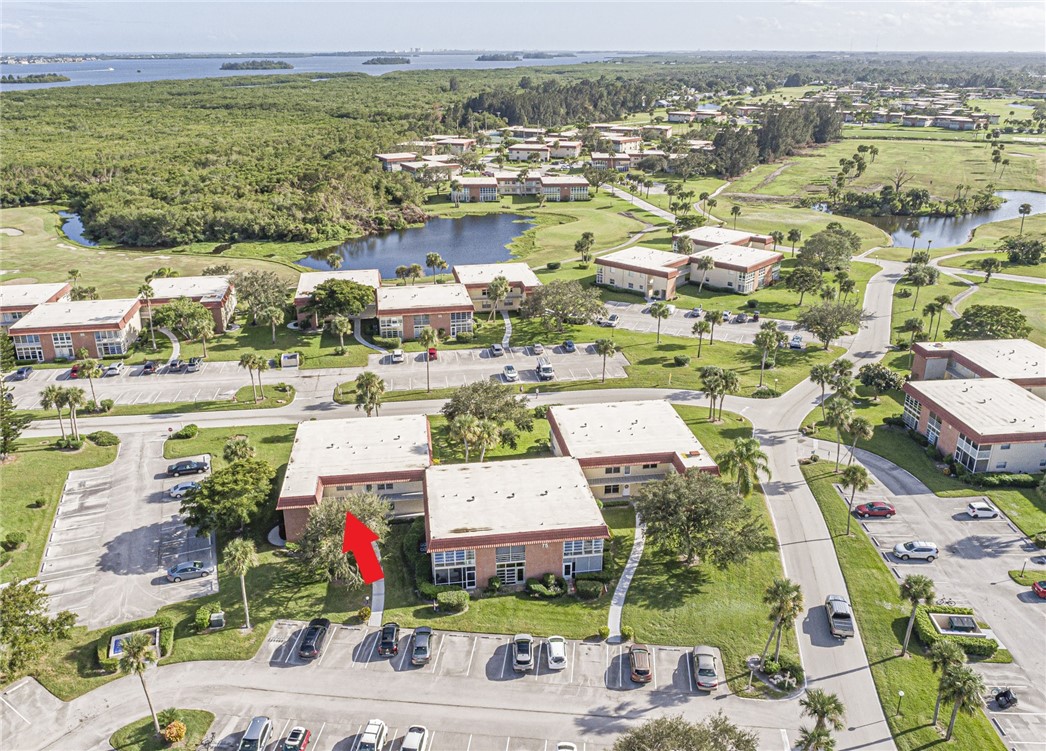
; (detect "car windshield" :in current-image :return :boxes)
[240,741,260,751]
[517,641,531,656]
[698,665,716,676]
[903,542,916,550]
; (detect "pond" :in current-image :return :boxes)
[297,213,534,278]
[854,190,1046,249]
[58,211,99,247]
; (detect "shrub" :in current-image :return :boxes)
[54,438,83,450]
[913,605,999,657]
[171,424,198,440]
[436,590,470,613]
[527,574,566,598]
[925,445,943,461]
[896,288,912,298]
[163,720,187,743]
[882,415,906,427]
[620,625,635,642]
[762,658,780,675]
[86,431,120,447]
[808,453,821,463]
[487,576,502,594]
[455,331,475,343]
[375,336,402,349]
[2,532,27,551]
[99,399,115,413]
[533,404,550,419]
[965,472,1039,489]
[96,615,175,672]
[575,579,603,600]
[598,626,611,640]
[157,708,180,727]
[275,382,291,393]
[419,581,459,599]
[1033,532,1046,550]
[777,653,805,684]
[673,355,691,367]
[333,346,347,356]
[751,386,778,399]
[193,602,222,633]
[357,606,372,623]
[546,261,562,270]
[30,499,46,509]
[746,299,760,308]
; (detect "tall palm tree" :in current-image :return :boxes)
[929,640,966,726]
[932,294,951,340]
[255,357,269,396]
[238,353,259,401]
[224,537,257,630]
[486,276,510,321]
[770,230,784,252]
[79,359,103,406]
[138,283,157,350]
[40,385,67,439]
[68,269,82,288]
[417,327,439,392]
[703,309,721,345]
[475,419,501,461]
[593,338,617,383]
[691,320,711,358]
[407,264,424,285]
[760,577,803,667]
[119,631,161,735]
[900,574,935,656]
[922,301,944,341]
[846,416,874,466]
[648,301,671,343]
[730,204,742,229]
[787,229,802,257]
[907,230,922,263]
[900,318,925,368]
[841,464,870,536]
[941,665,985,741]
[328,314,353,348]
[810,364,833,422]
[354,371,385,417]
[449,414,480,461]
[692,256,714,293]
[800,688,846,732]
[824,395,854,471]
[700,366,724,421]
[64,387,87,440]
[1018,202,1032,235]
[978,257,1002,283]
[425,252,445,281]
[717,369,739,421]
[325,253,342,270]
[796,726,836,751]
[261,306,284,345]
[715,437,771,496]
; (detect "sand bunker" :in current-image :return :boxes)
[0,228,24,236]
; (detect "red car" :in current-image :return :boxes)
[854,501,896,519]
[68,364,80,379]
[1033,581,1046,599]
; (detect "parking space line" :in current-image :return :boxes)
[276,719,290,744]
[351,724,363,751]
[395,638,412,671]
[315,629,337,667]
[500,638,512,679]
[465,636,478,676]
[466,735,472,751]
[686,649,695,692]
[0,695,29,725]
[47,586,95,599]
[780,729,789,750]
[312,722,325,749]
[284,628,306,664]
[569,641,577,684]
[651,648,658,689]
[504,738,511,751]
[430,633,445,673]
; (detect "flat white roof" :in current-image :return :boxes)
[425,457,608,547]
[452,262,542,288]
[920,339,1046,381]
[906,379,1046,439]
[279,415,431,500]
[540,175,590,186]
[376,152,418,160]
[149,276,231,304]
[376,283,473,313]
[590,152,629,159]
[455,177,497,187]
[0,282,70,309]
[677,226,763,245]
[9,298,139,331]
[596,245,688,273]
[693,244,783,271]
[549,401,717,471]
[294,270,382,299]
[508,143,550,151]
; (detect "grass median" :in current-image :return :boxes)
[110,710,214,751]
[955,274,1046,346]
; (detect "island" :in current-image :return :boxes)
[476,54,522,62]
[1,73,71,84]
[521,52,573,59]
[219,60,293,70]
[362,57,411,66]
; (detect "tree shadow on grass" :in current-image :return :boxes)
[624,553,711,611]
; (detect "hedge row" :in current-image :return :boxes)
[913,605,998,657]
[96,615,175,672]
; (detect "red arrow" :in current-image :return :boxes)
[341,512,384,584]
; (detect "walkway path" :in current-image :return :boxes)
[354,326,386,353]
[368,542,385,627]
[499,309,512,347]
[606,513,644,642]
[605,185,675,223]
[158,327,179,359]
[932,252,1046,286]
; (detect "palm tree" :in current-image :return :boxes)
[700,366,724,420]
[824,395,854,471]
[801,688,846,732]
[787,229,802,257]
[151,267,178,279]
[846,416,874,466]
[449,413,480,461]
[475,419,501,461]
[68,269,82,288]
[486,276,511,321]
[718,369,739,421]
[79,359,103,406]
[119,631,161,735]
[238,353,258,401]
[40,385,67,439]
[978,257,1003,283]
[760,577,803,667]
[425,252,446,281]
[648,301,671,343]
[224,537,257,630]
[715,437,771,496]
[900,574,935,656]
[770,230,784,252]
[64,387,87,440]
[900,318,925,368]
[703,309,722,345]
[796,726,836,751]
[691,320,711,358]
[254,357,269,396]
[138,283,157,350]
[593,338,617,383]
[692,256,714,293]
[941,665,986,741]
[932,294,951,339]
[1018,202,1032,235]
[907,230,922,263]
[261,306,284,345]
[730,204,742,229]
[418,327,439,392]
[328,314,353,348]
[354,371,385,417]
[929,640,966,726]
[810,364,833,422]
[394,265,409,286]
[325,253,342,270]
[841,464,870,536]
[223,436,255,463]
[407,264,424,285]
[922,301,944,341]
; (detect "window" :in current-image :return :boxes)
[432,549,476,589]
[94,329,127,356]
[563,539,604,574]
[495,545,526,585]
[995,462,1007,469]
[379,316,403,339]
[563,540,604,556]
[335,485,353,492]
[413,314,430,328]
[926,413,941,447]
[449,311,473,336]
[642,463,658,470]
[903,393,922,430]
[604,467,621,475]
[603,484,620,495]
[13,334,43,361]
[376,482,394,491]
[1001,444,1011,450]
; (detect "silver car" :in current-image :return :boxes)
[490,343,505,357]
[168,481,200,499]
[502,364,519,382]
[531,343,545,355]
[401,725,429,751]
[692,645,718,691]
[166,560,214,582]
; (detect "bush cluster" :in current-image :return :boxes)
[673,355,691,367]
[526,573,566,598]
[171,424,198,440]
[620,625,635,641]
[598,626,611,640]
[162,721,187,743]
[401,518,459,600]
[575,579,604,600]
[964,472,1039,489]
[357,606,372,623]
[193,602,223,633]
[882,415,906,427]
[86,431,120,447]
[2,532,27,551]
[486,576,502,594]
[546,261,562,270]
[96,616,175,672]
[436,589,470,613]
[575,570,614,583]
[913,604,999,657]
[54,437,83,450]
[375,336,402,349]
[455,331,475,343]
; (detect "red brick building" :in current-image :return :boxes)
[9,298,142,361]
[0,282,72,329]
[146,276,237,333]
[375,284,474,341]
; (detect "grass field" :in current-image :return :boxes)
[889,274,969,344]
[428,414,551,464]
[0,438,118,584]
[955,274,1046,346]
[939,251,1046,279]
[707,197,890,252]
[22,384,294,421]
[110,710,214,751]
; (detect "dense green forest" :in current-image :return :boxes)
[363,57,410,65]
[219,60,293,70]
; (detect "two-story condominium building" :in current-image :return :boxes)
[436,137,477,154]
[547,140,583,159]
[589,152,631,171]
[0,282,72,328]
[628,149,668,168]
[594,246,690,300]
[667,110,697,123]
[507,143,551,162]
[293,269,382,326]
[424,457,610,587]
[689,244,784,293]
[398,140,438,156]
[9,298,142,361]
[450,176,500,203]
[503,126,546,140]
[145,276,237,333]
[910,339,1046,398]
[452,262,542,313]
[548,401,718,501]
[399,161,462,177]
[539,175,591,201]
[276,416,432,541]
[902,379,1046,474]
[375,152,419,171]
[606,135,642,153]
[673,225,775,253]
[375,284,474,340]
[641,124,674,140]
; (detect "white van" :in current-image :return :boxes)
[537,357,555,381]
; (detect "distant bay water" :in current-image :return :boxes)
[0,52,636,90]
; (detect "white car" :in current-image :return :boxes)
[546,635,567,670]
[168,481,200,499]
[502,364,519,382]
[721,310,732,322]
[789,334,804,349]
[967,501,999,519]
[401,725,429,751]
[531,343,545,355]
[512,633,534,672]
[104,361,125,376]
[390,349,405,364]
[893,541,939,561]
[357,719,388,751]
[664,304,677,315]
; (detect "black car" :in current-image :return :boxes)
[377,622,400,656]
[298,618,331,660]
[141,360,157,375]
[12,366,33,381]
[167,459,209,477]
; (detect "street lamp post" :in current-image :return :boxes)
[896,690,905,716]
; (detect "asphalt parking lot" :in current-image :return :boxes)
[602,300,811,346]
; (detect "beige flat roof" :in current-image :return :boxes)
[508,143,550,151]
[905,379,1046,439]
[677,226,763,245]
[549,401,718,471]
[376,152,418,160]
[149,276,231,304]
[279,415,431,499]
[452,263,541,288]
[294,270,382,299]
[0,282,70,308]
[919,339,1046,381]
[539,176,590,186]
[425,457,608,547]
[455,177,497,187]
[596,245,688,273]
[9,298,139,331]
[376,284,473,313]
[693,244,783,271]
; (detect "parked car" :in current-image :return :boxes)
[427,348,438,361]
[1032,580,1046,599]
[400,726,429,751]
[721,310,731,322]
[390,349,405,364]
[490,343,505,357]
[166,560,214,582]
[281,726,311,751]
[168,358,185,373]
[185,357,202,373]
[411,626,433,666]
[356,719,388,751]
[237,716,273,751]
[531,343,545,355]
[141,360,157,375]
[298,617,331,660]
[629,644,653,683]
[512,633,534,672]
[825,595,855,639]
[104,361,124,376]
[735,312,749,323]
[692,645,718,691]
[752,311,761,321]
[789,334,804,349]
[546,635,567,670]
[168,481,200,499]
[378,622,400,656]
[502,364,519,383]
[12,366,33,381]
[537,357,555,381]
[893,541,938,561]
[967,501,999,519]
[690,306,703,318]
[598,314,620,327]
[855,501,896,518]
[664,304,676,315]
[167,459,208,477]
[68,364,80,379]
[562,340,576,353]
[556,745,578,751]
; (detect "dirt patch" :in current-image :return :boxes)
[0,228,24,237]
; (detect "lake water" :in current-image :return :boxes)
[0,52,633,90]
[58,211,98,247]
[297,213,534,278]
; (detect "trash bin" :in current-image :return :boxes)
[209,611,226,629]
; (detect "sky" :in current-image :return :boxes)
[2,1,1044,55]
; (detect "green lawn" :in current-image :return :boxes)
[890,275,969,344]
[939,251,1046,279]
[955,274,1046,346]
[22,384,294,421]
[429,414,551,464]
[176,320,372,369]
[0,438,118,584]
[706,197,889,252]
[110,710,214,751]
